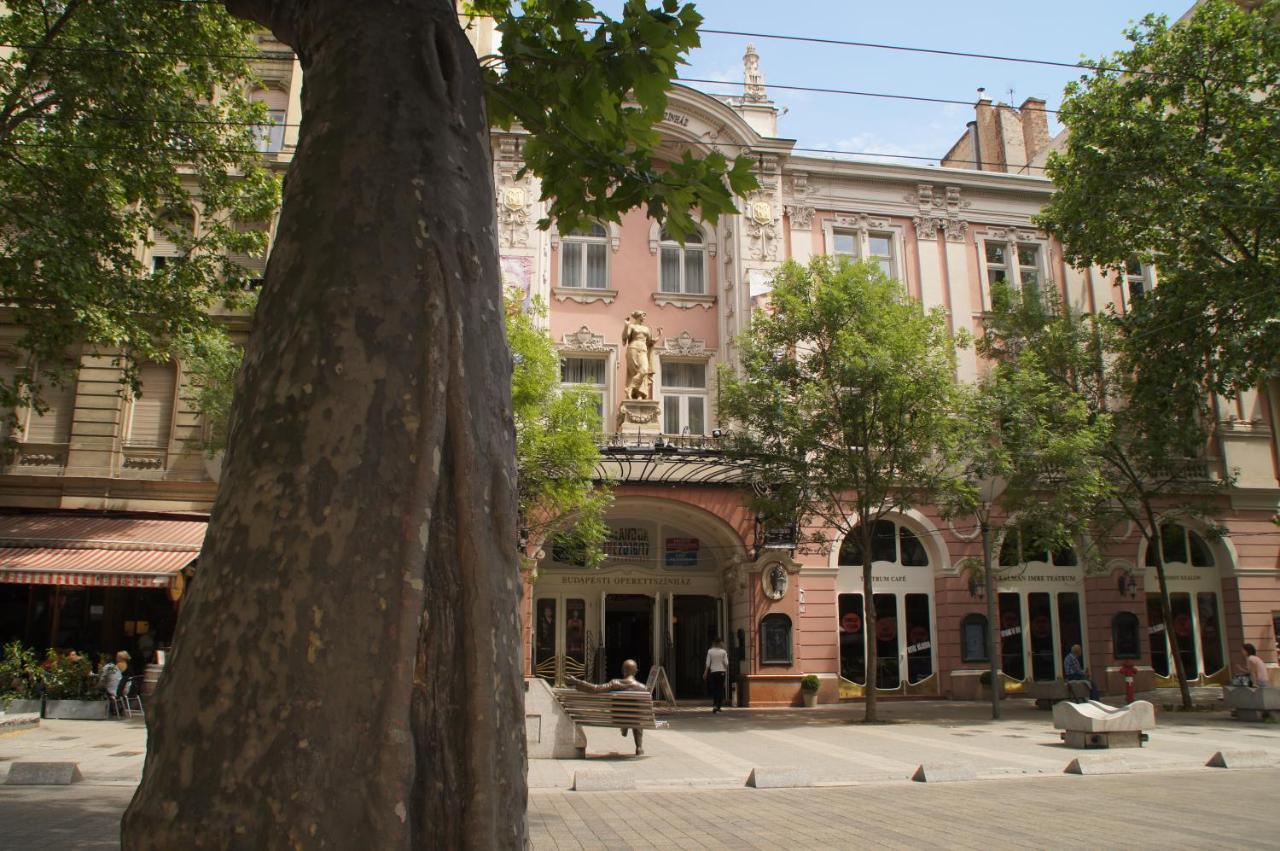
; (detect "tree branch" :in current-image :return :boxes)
[224,0,298,50]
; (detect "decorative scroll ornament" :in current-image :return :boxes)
[786,205,815,229]
[908,184,970,242]
[559,326,607,352]
[662,331,709,357]
[496,178,532,248]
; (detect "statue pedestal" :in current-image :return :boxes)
[616,399,662,436]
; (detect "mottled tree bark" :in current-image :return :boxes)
[123,1,527,847]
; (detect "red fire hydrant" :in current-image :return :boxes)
[1119,659,1138,704]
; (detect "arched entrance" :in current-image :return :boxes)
[531,496,745,699]
[991,526,1087,692]
[1142,523,1229,687]
[835,516,940,698]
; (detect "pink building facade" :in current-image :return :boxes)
[517,57,1280,706]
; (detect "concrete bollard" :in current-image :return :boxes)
[1064,754,1130,775]
[746,766,811,788]
[5,762,83,785]
[1206,750,1275,769]
[911,764,977,783]
[571,768,635,791]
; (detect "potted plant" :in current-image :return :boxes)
[42,650,108,720]
[0,641,43,714]
[800,674,821,708]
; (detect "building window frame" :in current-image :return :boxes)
[658,358,708,436]
[821,214,905,281]
[960,613,989,663]
[557,224,611,291]
[558,354,609,426]
[976,227,1049,310]
[1121,257,1154,310]
[657,228,706,295]
[759,613,793,666]
[1112,611,1142,660]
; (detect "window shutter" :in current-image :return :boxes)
[26,365,76,444]
[127,363,176,447]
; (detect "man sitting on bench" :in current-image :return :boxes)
[566,659,649,755]
[1064,644,1099,702]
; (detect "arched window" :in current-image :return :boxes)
[659,229,704,295]
[1145,524,1214,568]
[559,224,609,289]
[1112,612,1141,659]
[839,519,930,567]
[759,613,792,665]
[997,526,1077,567]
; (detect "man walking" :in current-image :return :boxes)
[704,637,729,713]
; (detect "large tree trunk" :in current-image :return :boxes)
[123,1,527,847]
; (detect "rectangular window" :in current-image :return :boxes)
[984,239,1045,304]
[985,241,1009,286]
[868,234,894,279]
[661,361,707,435]
[660,245,681,293]
[1124,258,1147,303]
[125,363,176,448]
[1197,592,1224,675]
[560,227,609,289]
[560,357,606,421]
[25,364,76,444]
[838,593,866,684]
[1017,243,1042,293]
[998,592,1025,681]
[252,109,286,153]
[533,598,557,680]
[832,232,857,257]
[1147,593,1170,677]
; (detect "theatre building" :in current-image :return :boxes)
[516,50,1280,704]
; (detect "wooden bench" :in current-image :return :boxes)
[552,688,657,731]
[1223,685,1280,721]
[1025,679,1092,709]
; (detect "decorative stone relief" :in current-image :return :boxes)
[559,326,608,353]
[496,181,532,248]
[831,212,890,235]
[907,184,971,242]
[984,225,1044,243]
[553,288,617,306]
[662,331,710,358]
[743,44,767,102]
[785,205,815,229]
[744,192,779,261]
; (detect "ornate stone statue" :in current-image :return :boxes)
[743,44,766,102]
[622,311,661,400]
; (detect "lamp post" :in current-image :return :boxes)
[978,476,1007,721]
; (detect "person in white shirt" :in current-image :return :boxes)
[704,638,729,713]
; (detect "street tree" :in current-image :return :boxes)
[0,0,277,408]
[124,2,754,848]
[1036,0,1280,393]
[506,290,610,566]
[982,283,1226,710]
[940,284,1110,719]
[719,257,962,723]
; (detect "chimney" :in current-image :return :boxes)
[1019,97,1050,165]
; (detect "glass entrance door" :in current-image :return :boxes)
[998,590,1084,686]
[672,595,717,698]
[837,591,935,696]
[604,594,653,682]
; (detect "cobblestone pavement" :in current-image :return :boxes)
[3,702,1280,849]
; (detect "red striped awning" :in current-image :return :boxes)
[0,512,205,588]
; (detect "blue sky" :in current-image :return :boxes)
[604,1,1193,164]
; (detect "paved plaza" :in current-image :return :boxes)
[3,700,1280,848]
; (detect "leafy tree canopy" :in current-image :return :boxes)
[1037,0,1280,392]
[505,289,610,566]
[0,0,279,406]
[473,0,757,240]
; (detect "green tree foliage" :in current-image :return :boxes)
[1037,0,1280,392]
[941,288,1110,717]
[0,0,279,407]
[720,257,962,722]
[505,289,610,566]
[473,0,757,239]
[982,281,1225,709]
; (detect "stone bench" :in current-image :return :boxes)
[1053,699,1154,749]
[1223,686,1280,721]
[1025,679,1092,709]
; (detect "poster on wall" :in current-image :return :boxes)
[664,537,700,567]
[500,255,534,311]
[748,268,774,314]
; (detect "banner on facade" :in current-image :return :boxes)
[0,570,172,588]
